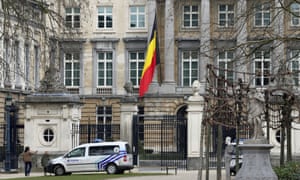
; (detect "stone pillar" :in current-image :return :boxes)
[272,0,285,75]
[120,97,138,147]
[292,122,300,155]
[0,36,3,88]
[146,0,159,94]
[199,0,210,83]
[147,0,156,48]
[186,85,205,170]
[236,143,278,180]
[160,0,176,94]
[236,0,248,81]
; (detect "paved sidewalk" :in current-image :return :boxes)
[111,170,198,180]
[0,172,44,179]
[0,168,233,180]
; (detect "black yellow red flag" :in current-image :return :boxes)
[139,16,160,97]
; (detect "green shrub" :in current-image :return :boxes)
[274,161,300,180]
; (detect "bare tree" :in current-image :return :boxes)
[0,0,90,90]
[199,0,300,178]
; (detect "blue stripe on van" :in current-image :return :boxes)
[97,150,126,170]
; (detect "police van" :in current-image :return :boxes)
[47,141,134,175]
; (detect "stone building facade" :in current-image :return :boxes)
[48,0,300,158]
[0,0,49,147]
[2,0,300,169]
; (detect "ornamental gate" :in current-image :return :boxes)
[132,115,187,169]
[0,124,24,170]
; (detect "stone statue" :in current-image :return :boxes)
[123,81,133,96]
[192,80,200,96]
[224,136,233,180]
[38,65,66,93]
[247,90,265,140]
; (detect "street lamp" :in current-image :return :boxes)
[4,94,12,172]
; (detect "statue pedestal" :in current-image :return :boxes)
[236,143,278,180]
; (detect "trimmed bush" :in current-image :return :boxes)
[274,161,300,180]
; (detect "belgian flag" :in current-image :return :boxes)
[139,15,160,97]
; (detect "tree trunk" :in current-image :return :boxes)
[198,123,205,180]
[280,124,285,166]
[216,124,223,180]
[205,124,211,180]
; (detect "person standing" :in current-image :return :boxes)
[41,151,50,176]
[23,146,37,176]
[225,137,233,180]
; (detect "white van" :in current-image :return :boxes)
[46,141,134,175]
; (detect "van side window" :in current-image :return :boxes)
[66,147,85,158]
[125,144,132,153]
[89,146,119,156]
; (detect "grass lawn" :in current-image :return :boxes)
[9,172,164,180]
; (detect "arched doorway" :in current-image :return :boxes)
[176,105,188,158]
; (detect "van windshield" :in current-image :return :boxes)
[66,147,85,158]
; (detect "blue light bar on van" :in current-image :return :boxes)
[93,139,104,143]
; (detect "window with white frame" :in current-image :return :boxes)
[97,52,113,87]
[181,50,199,86]
[129,51,144,86]
[254,3,271,27]
[64,52,80,87]
[32,8,42,22]
[97,6,113,29]
[129,6,145,28]
[219,4,234,27]
[218,51,234,85]
[96,106,112,140]
[253,50,271,86]
[290,50,300,86]
[22,4,42,23]
[183,5,199,28]
[65,7,80,28]
[291,3,300,26]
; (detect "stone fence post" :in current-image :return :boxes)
[186,81,205,170]
[120,97,138,147]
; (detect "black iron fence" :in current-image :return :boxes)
[207,124,251,168]
[0,120,252,170]
[132,115,187,169]
[0,124,24,170]
[72,124,120,146]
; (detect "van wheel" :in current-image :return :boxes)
[54,165,65,176]
[106,163,118,174]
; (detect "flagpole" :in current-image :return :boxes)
[139,0,159,96]
[148,0,158,85]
